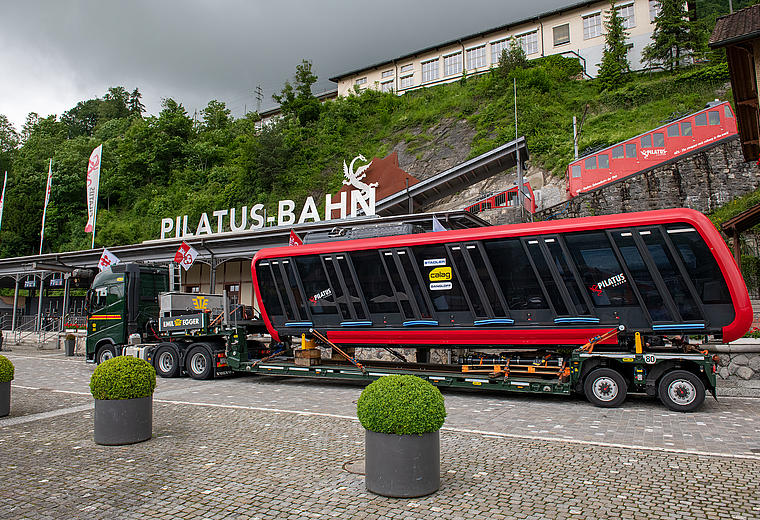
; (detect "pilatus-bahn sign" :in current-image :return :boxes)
[159,156,377,240]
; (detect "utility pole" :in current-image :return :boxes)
[515,78,525,222]
[255,85,263,113]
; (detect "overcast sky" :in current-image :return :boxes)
[0,0,566,131]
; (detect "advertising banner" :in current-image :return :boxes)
[85,144,102,233]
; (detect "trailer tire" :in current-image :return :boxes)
[155,346,180,378]
[186,345,213,380]
[584,368,627,408]
[657,370,705,412]
[96,345,117,364]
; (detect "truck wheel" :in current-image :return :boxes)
[186,346,213,380]
[584,368,627,408]
[658,370,705,412]
[96,345,116,364]
[155,346,180,378]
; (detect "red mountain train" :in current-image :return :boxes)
[567,101,738,198]
[464,183,536,215]
[252,208,751,348]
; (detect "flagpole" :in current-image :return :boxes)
[40,159,52,255]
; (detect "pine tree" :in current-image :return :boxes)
[598,1,630,90]
[642,0,701,71]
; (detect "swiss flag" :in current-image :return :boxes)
[98,248,121,271]
[174,241,199,271]
[289,229,303,246]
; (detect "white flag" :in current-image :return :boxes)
[85,145,102,233]
[0,171,7,233]
[98,248,121,271]
[432,215,447,232]
[39,159,53,254]
[173,241,199,271]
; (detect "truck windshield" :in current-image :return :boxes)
[89,284,124,313]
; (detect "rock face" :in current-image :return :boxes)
[392,118,475,181]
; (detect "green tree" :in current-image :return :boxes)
[201,100,232,131]
[598,2,631,90]
[273,59,321,125]
[128,88,145,116]
[642,0,702,71]
[0,115,18,174]
[498,38,527,76]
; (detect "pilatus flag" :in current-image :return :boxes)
[0,171,7,233]
[98,248,120,271]
[174,241,199,270]
[432,215,447,232]
[85,144,102,233]
[39,159,53,254]
[289,229,303,246]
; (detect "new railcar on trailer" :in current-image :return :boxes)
[249,209,751,411]
[567,102,738,197]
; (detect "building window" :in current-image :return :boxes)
[400,63,414,73]
[553,24,570,46]
[381,70,394,78]
[491,38,509,64]
[381,80,394,93]
[444,52,462,76]
[355,77,367,86]
[400,74,414,89]
[618,3,635,29]
[649,0,661,22]
[583,13,602,39]
[517,31,539,55]
[466,45,486,69]
[421,59,439,83]
[185,285,200,293]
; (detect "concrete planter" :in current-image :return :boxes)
[94,396,152,445]
[0,381,9,417]
[364,429,440,498]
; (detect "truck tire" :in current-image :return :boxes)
[584,368,627,408]
[658,370,705,412]
[155,346,180,378]
[186,345,213,380]
[96,345,117,364]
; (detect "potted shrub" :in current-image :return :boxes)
[357,374,446,497]
[0,355,14,417]
[90,356,156,445]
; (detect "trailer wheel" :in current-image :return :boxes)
[658,370,705,412]
[96,345,116,364]
[155,346,180,378]
[186,346,213,380]
[584,368,627,408]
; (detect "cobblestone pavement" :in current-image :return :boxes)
[2,349,760,519]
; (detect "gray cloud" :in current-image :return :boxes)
[0,0,566,129]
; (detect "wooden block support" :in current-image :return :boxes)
[294,348,321,367]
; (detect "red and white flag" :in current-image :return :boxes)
[85,144,102,233]
[289,229,303,246]
[174,241,199,271]
[98,248,121,271]
[39,159,53,255]
[0,171,7,233]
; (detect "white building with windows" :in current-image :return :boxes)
[330,0,663,96]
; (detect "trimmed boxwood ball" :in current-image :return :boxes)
[357,375,446,435]
[90,356,156,400]
[0,355,14,383]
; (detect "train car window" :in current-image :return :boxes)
[322,257,350,318]
[565,233,637,307]
[397,250,433,318]
[611,146,624,159]
[484,202,492,210]
[382,252,415,318]
[653,132,665,147]
[294,256,337,315]
[449,245,487,317]
[468,243,507,316]
[625,143,637,158]
[495,192,507,206]
[639,229,702,321]
[269,261,297,321]
[571,164,582,177]
[681,121,692,136]
[467,205,479,214]
[665,225,731,305]
[336,255,367,320]
[256,263,284,318]
[695,112,708,126]
[612,232,673,322]
[413,244,469,312]
[667,124,679,137]
[545,239,589,315]
[483,239,548,310]
[585,156,596,169]
[283,260,309,321]
[641,134,652,148]
[350,250,400,315]
[708,110,720,125]
[724,105,733,119]
[598,154,609,168]
[526,240,570,316]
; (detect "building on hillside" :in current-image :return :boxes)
[255,89,338,131]
[330,0,665,96]
[709,4,760,162]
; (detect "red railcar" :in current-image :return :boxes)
[464,183,536,214]
[567,102,738,198]
[252,208,751,348]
